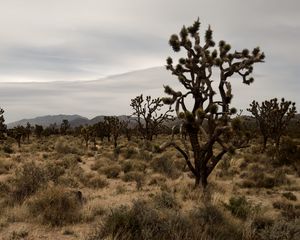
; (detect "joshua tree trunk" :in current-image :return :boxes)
[186,125,209,188]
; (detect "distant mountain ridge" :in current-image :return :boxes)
[7,114,134,128]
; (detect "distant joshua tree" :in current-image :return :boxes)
[0,108,7,140]
[9,126,25,148]
[160,19,264,188]
[130,94,174,141]
[81,126,93,148]
[60,119,71,135]
[34,125,44,138]
[248,98,296,152]
[104,116,123,148]
[25,122,32,142]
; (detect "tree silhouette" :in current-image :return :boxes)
[130,94,173,141]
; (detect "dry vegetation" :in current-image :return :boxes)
[0,19,299,240]
[0,133,299,240]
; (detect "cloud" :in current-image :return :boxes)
[0,0,299,121]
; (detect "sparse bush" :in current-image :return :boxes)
[100,164,121,178]
[87,199,242,240]
[0,159,13,174]
[55,138,78,154]
[272,200,300,220]
[275,137,300,169]
[90,159,107,171]
[256,219,300,240]
[225,196,254,220]
[122,171,144,183]
[44,162,65,183]
[153,191,179,209]
[139,149,152,161]
[282,192,297,201]
[2,144,13,154]
[274,169,290,186]
[7,229,29,240]
[148,175,167,186]
[241,171,277,189]
[122,160,147,174]
[61,154,81,168]
[27,186,82,226]
[124,147,138,159]
[10,162,47,203]
[151,154,180,179]
[82,174,108,189]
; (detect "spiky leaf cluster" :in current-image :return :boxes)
[165,18,265,124]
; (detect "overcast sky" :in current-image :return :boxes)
[0,0,299,122]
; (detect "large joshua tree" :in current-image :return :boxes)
[161,19,265,188]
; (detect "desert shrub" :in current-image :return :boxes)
[55,138,78,154]
[272,200,300,220]
[282,192,297,201]
[61,154,81,169]
[250,216,275,232]
[90,159,107,171]
[153,191,179,209]
[2,144,13,154]
[10,162,47,203]
[139,149,153,161]
[121,160,147,173]
[256,219,300,240]
[0,159,13,174]
[150,154,180,179]
[100,164,121,178]
[7,229,29,240]
[88,200,163,240]
[241,171,277,189]
[122,171,144,184]
[57,174,79,188]
[81,174,108,189]
[275,137,300,168]
[124,147,138,159]
[44,162,65,183]
[273,169,290,186]
[148,175,167,186]
[191,204,224,225]
[87,200,242,240]
[82,202,106,222]
[27,186,82,226]
[0,181,10,202]
[217,156,232,176]
[225,196,254,220]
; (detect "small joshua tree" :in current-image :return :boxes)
[130,94,174,141]
[161,19,264,188]
[247,98,296,152]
